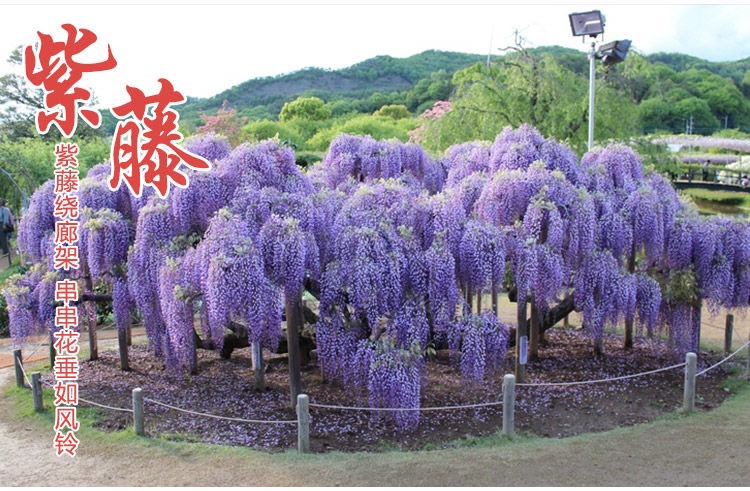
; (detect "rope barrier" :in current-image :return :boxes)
[14,339,746,423]
[696,340,750,377]
[78,396,134,413]
[143,397,297,425]
[516,362,686,387]
[309,399,503,412]
[16,359,32,387]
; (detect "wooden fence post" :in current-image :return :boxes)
[297,394,310,453]
[32,372,44,411]
[683,352,697,413]
[133,388,144,436]
[13,349,24,388]
[724,314,734,355]
[502,374,516,437]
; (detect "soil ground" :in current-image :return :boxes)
[1,305,748,485]
[57,328,733,453]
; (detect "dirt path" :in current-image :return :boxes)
[2,361,749,486]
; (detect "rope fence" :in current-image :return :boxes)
[516,362,687,387]
[308,399,504,412]
[9,337,750,454]
[696,340,750,377]
[143,397,297,425]
[78,396,134,414]
[16,355,32,387]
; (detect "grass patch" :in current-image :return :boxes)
[682,188,750,207]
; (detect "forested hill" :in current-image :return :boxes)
[180,50,485,123]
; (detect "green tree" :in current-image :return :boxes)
[680,68,749,128]
[373,104,410,119]
[674,97,720,134]
[423,41,638,153]
[279,96,331,123]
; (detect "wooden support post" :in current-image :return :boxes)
[529,298,540,362]
[515,298,527,383]
[724,314,734,355]
[133,388,144,436]
[502,374,516,437]
[86,302,98,361]
[683,352,697,413]
[296,394,310,454]
[624,243,636,349]
[13,349,23,388]
[476,289,482,314]
[81,273,99,361]
[252,341,265,392]
[49,331,56,367]
[32,372,44,411]
[118,324,129,372]
[285,293,303,409]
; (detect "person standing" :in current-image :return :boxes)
[0,198,15,256]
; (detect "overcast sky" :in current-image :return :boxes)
[2,1,749,109]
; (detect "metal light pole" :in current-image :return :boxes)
[569,10,605,152]
[587,41,596,151]
[569,11,630,152]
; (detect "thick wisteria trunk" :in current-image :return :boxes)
[465,285,474,316]
[49,331,56,366]
[690,300,702,355]
[593,326,604,356]
[252,341,265,392]
[118,317,129,372]
[515,295,527,382]
[285,292,303,409]
[188,301,197,375]
[529,297,540,362]
[83,274,98,361]
[624,242,636,349]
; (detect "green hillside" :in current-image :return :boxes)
[179,50,485,125]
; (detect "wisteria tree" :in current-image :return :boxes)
[7,126,750,430]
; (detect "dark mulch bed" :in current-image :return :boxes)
[56,328,737,453]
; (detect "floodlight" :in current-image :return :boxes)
[568,10,605,37]
[597,39,632,66]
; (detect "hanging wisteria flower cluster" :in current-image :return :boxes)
[10,124,750,431]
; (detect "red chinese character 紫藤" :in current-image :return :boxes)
[109,78,210,198]
[55,279,79,303]
[24,24,117,137]
[54,431,79,457]
[54,381,78,406]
